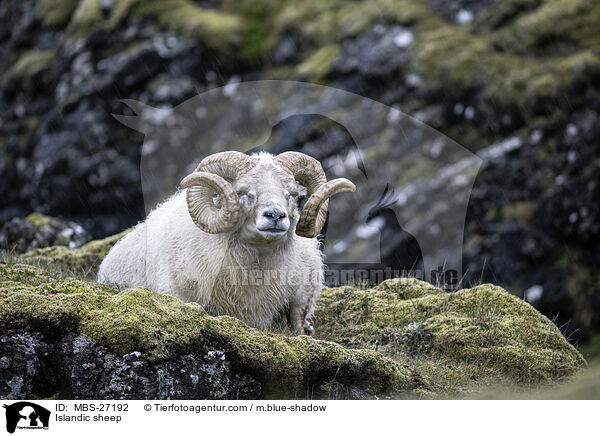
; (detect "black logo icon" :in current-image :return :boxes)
[3,402,50,434]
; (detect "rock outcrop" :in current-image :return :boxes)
[0,233,586,399]
[0,263,417,400]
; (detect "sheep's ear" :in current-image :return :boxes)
[297,185,308,196]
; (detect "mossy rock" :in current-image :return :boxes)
[1,50,55,90]
[296,44,340,80]
[134,0,242,51]
[3,233,586,396]
[314,278,586,391]
[32,0,599,117]
[17,229,131,278]
[25,213,60,229]
[68,0,103,34]
[38,0,81,27]
[0,263,414,399]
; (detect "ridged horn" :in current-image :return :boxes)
[275,151,356,238]
[180,151,256,233]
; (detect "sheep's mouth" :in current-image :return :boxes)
[257,227,286,234]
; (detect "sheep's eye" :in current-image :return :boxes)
[297,195,307,210]
[236,189,255,205]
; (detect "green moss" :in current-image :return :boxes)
[1,50,55,90]
[272,0,428,48]
[373,277,438,299]
[18,229,131,278]
[26,213,59,228]
[40,0,138,34]
[68,0,103,35]
[38,0,80,27]
[0,263,413,398]
[296,44,340,80]
[315,279,585,391]
[239,16,274,61]
[135,0,242,51]
[491,0,600,53]
[106,0,139,29]
[79,229,131,259]
[111,0,420,61]
[473,0,543,31]
[218,0,280,60]
[412,0,600,122]
[32,0,599,114]
[335,2,385,39]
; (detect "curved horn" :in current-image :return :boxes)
[180,151,256,233]
[275,151,356,238]
[297,179,356,237]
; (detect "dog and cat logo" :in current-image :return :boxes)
[3,402,50,433]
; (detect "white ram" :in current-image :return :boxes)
[97,151,355,334]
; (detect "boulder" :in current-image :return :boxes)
[315,279,585,390]
[0,213,90,254]
[16,229,130,276]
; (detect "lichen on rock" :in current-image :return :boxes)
[0,213,91,255]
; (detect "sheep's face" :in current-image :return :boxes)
[181,151,355,239]
[234,159,307,245]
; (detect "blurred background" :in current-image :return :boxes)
[0,0,598,354]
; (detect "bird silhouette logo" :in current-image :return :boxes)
[366,184,424,273]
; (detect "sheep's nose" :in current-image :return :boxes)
[263,209,287,222]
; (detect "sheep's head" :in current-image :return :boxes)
[180,151,355,244]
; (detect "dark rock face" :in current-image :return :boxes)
[461,108,600,341]
[0,214,90,254]
[0,1,248,238]
[0,334,51,400]
[271,36,298,65]
[331,25,412,78]
[0,333,260,400]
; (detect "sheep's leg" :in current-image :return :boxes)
[287,304,305,335]
[303,318,314,336]
[300,284,319,336]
